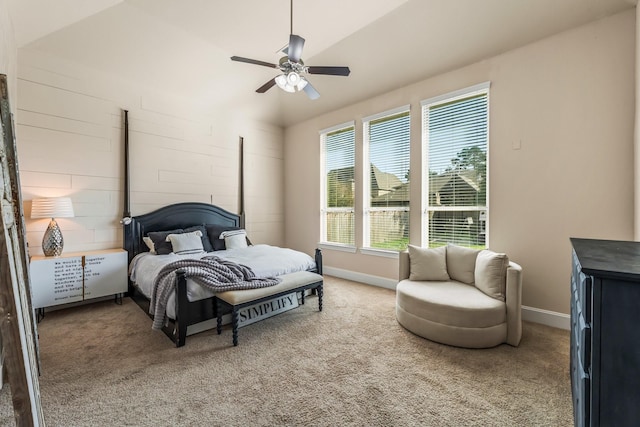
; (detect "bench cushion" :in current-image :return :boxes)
[396,279,505,329]
[217,271,322,305]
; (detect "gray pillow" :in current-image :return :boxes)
[446,244,480,284]
[474,249,509,301]
[147,228,183,255]
[408,245,450,281]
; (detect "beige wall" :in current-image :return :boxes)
[284,10,635,315]
[16,48,285,256]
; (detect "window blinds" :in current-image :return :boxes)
[364,108,410,251]
[322,125,355,245]
[422,85,488,248]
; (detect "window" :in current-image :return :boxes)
[320,122,355,247]
[363,106,410,252]
[421,82,489,249]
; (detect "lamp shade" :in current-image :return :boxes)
[31,197,75,219]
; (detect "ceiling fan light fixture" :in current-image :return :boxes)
[275,74,295,93]
[287,71,300,85]
[275,72,308,93]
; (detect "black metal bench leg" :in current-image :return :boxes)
[318,284,323,312]
[232,308,239,346]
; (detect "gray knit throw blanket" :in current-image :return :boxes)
[150,255,281,330]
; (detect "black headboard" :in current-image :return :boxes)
[120,110,246,264]
[123,202,241,264]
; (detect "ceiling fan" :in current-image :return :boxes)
[230,0,350,100]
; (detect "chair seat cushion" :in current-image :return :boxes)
[396,279,506,329]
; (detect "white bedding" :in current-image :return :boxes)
[129,244,317,319]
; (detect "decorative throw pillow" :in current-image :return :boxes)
[206,224,242,250]
[147,228,183,255]
[166,230,205,255]
[446,244,480,284]
[220,229,248,250]
[184,225,213,252]
[474,249,509,301]
[408,245,450,281]
[142,236,156,254]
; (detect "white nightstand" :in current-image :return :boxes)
[29,249,128,314]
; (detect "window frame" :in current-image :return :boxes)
[421,82,490,249]
[319,121,357,251]
[361,104,411,256]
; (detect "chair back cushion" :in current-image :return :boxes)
[446,244,480,284]
[474,249,509,301]
[408,245,450,281]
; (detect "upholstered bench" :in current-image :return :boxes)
[216,270,323,346]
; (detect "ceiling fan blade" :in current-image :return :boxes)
[256,78,277,93]
[287,34,305,63]
[231,56,278,69]
[277,43,289,54]
[307,66,351,76]
[303,81,320,100]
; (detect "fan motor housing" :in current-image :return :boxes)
[279,56,306,74]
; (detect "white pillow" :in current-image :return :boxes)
[474,249,509,301]
[166,230,204,255]
[220,229,248,250]
[408,245,450,281]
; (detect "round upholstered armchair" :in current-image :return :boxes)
[396,244,522,348]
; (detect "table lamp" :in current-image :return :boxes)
[31,197,75,257]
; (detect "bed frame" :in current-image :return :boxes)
[123,202,323,347]
[120,112,322,346]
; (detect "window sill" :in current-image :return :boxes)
[359,248,400,259]
[317,243,357,253]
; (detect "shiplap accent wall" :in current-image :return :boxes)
[17,49,284,256]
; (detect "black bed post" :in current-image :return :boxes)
[239,136,245,229]
[122,109,135,265]
[123,109,130,221]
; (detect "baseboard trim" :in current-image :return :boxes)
[522,305,570,330]
[323,267,398,290]
[324,267,570,330]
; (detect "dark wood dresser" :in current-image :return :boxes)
[570,238,640,426]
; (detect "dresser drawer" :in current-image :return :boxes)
[573,307,591,373]
[572,251,593,322]
[572,365,591,427]
[577,273,592,321]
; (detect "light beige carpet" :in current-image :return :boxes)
[0,276,572,426]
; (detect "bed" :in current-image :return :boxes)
[123,202,323,347]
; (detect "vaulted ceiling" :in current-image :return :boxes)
[7,0,636,127]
